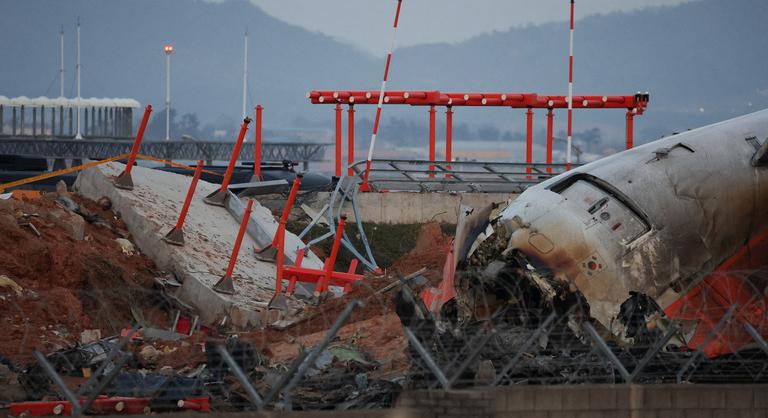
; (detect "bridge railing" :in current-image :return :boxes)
[0,137,331,164]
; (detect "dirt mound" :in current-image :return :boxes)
[390,221,453,285]
[0,192,168,364]
[282,274,396,336]
[243,221,453,375]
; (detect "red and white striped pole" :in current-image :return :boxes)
[566,0,575,171]
[360,0,404,192]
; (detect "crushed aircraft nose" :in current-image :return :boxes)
[495,110,768,355]
[416,111,768,360]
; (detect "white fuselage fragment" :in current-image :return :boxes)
[499,109,768,332]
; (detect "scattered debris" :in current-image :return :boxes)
[80,329,102,345]
[0,274,23,296]
[3,130,766,416]
[0,192,169,364]
[115,238,136,256]
[97,196,112,211]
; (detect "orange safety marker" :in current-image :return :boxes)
[317,215,348,295]
[114,105,153,190]
[251,105,263,182]
[254,174,303,262]
[277,215,363,298]
[204,117,251,206]
[213,198,254,295]
[162,160,203,246]
[274,215,288,295]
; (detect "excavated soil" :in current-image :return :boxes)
[270,221,452,336]
[0,188,453,378]
[243,221,453,375]
[390,221,453,285]
[0,192,169,365]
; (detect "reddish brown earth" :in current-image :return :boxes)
[153,332,208,370]
[267,313,409,378]
[0,192,168,365]
[0,191,452,377]
[390,221,453,285]
[243,221,453,375]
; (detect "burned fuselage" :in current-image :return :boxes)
[499,109,768,346]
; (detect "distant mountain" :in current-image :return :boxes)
[1,0,767,148]
[390,0,768,143]
[0,0,378,138]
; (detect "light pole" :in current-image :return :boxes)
[59,26,64,98]
[242,31,248,121]
[74,18,82,140]
[164,44,173,141]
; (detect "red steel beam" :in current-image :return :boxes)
[445,106,453,174]
[526,108,533,175]
[334,103,342,177]
[546,108,554,174]
[428,105,436,177]
[308,90,648,112]
[626,110,635,150]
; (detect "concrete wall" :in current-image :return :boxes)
[135,385,768,418]
[396,384,768,418]
[308,192,516,224]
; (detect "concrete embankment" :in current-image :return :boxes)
[75,162,320,329]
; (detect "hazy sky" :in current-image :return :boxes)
[246,0,695,54]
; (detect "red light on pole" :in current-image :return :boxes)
[163,44,174,141]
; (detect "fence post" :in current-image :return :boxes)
[280,300,362,410]
[215,345,264,409]
[404,326,451,390]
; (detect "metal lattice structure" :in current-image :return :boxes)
[0,137,330,163]
[349,158,575,193]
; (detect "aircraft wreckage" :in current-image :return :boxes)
[423,109,768,357]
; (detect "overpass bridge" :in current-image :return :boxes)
[0,137,331,167]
